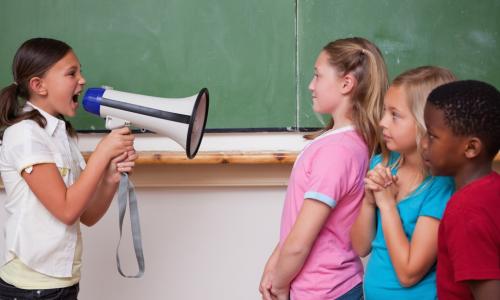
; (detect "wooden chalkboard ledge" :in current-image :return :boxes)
[82,151,299,165]
[82,151,500,165]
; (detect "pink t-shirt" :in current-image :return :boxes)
[280,126,368,299]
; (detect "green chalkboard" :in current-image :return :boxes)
[298,0,500,127]
[0,0,296,131]
[1,0,499,131]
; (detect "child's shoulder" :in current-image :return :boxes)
[312,134,365,157]
[457,171,500,198]
[3,120,45,141]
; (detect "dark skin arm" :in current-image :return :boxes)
[469,280,500,300]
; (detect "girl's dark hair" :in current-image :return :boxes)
[0,37,77,139]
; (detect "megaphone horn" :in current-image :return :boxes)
[82,87,209,159]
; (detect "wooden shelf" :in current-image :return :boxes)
[82,151,298,165]
[82,151,500,165]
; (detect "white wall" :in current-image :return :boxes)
[79,186,285,300]
[0,132,302,300]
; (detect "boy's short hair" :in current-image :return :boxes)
[427,80,500,157]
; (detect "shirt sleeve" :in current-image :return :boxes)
[420,176,455,220]
[445,206,500,282]
[304,144,359,209]
[3,122,55,174]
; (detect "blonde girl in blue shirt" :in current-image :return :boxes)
[0,38,136,299]
[351,66,456,299]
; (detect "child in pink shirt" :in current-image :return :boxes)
[259,37,388,300]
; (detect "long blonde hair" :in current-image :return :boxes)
[306,37,389,156]
[381,66,456,172]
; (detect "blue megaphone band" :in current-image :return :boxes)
[82,87,191,124]
[82,87,105,116]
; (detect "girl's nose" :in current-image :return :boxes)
[308,78,315,92]
[379,113,388,128]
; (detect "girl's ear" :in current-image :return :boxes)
[340,73,357,95]
[29,77,48,96]
[464,137,483,159]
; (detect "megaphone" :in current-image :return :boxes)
[82,87,209,158]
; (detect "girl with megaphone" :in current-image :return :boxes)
[0,37,137,299]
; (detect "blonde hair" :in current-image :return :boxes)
[305,37,389,156]
[382,66,456,172]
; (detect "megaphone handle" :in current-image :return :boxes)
[116,173,145,278]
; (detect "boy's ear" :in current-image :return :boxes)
[340,73,357,95]
[28,77,48,96]
[464,137,483,159]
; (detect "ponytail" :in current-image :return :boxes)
[0,83,47,140]
[0,83,21,130]
[350,44,388,156]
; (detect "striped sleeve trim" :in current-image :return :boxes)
[304,191,337,208]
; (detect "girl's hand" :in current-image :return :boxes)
[259,269,275,300]
[270,285,289,300]
[364,187,376,206]
[95,127,135,161]
[367,165,398,211]
[104,150,138,184]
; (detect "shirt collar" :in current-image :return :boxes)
[25,101,66,136]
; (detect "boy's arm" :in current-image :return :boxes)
[469,280,500,300]
[270,199,331,296]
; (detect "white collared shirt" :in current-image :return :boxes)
[0,102,86,278]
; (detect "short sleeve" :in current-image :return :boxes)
[445,207,500,282]
[304,145,359,208]
[2,122,55,173]
[420,176,455,220]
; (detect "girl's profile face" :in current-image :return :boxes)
[36,50,86,117]
[379,85,418,154]
[308,51,344,116]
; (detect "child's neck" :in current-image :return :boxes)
[331,114,353,130]
[454,159,492,190]
[394,150,426,201]
[399,149,424,171]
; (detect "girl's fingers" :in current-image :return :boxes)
[364,178,382,191]
[367,171,385,187]
[111,152,128,164]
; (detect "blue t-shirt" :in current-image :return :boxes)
[364,152,455,300]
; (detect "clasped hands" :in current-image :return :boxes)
[364,163,398,210]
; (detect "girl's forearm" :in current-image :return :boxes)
[379,204,414,286]
[80,177,118,226]
[66,153,108,197]
[351,200,376,257]
[272,241,310,290]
